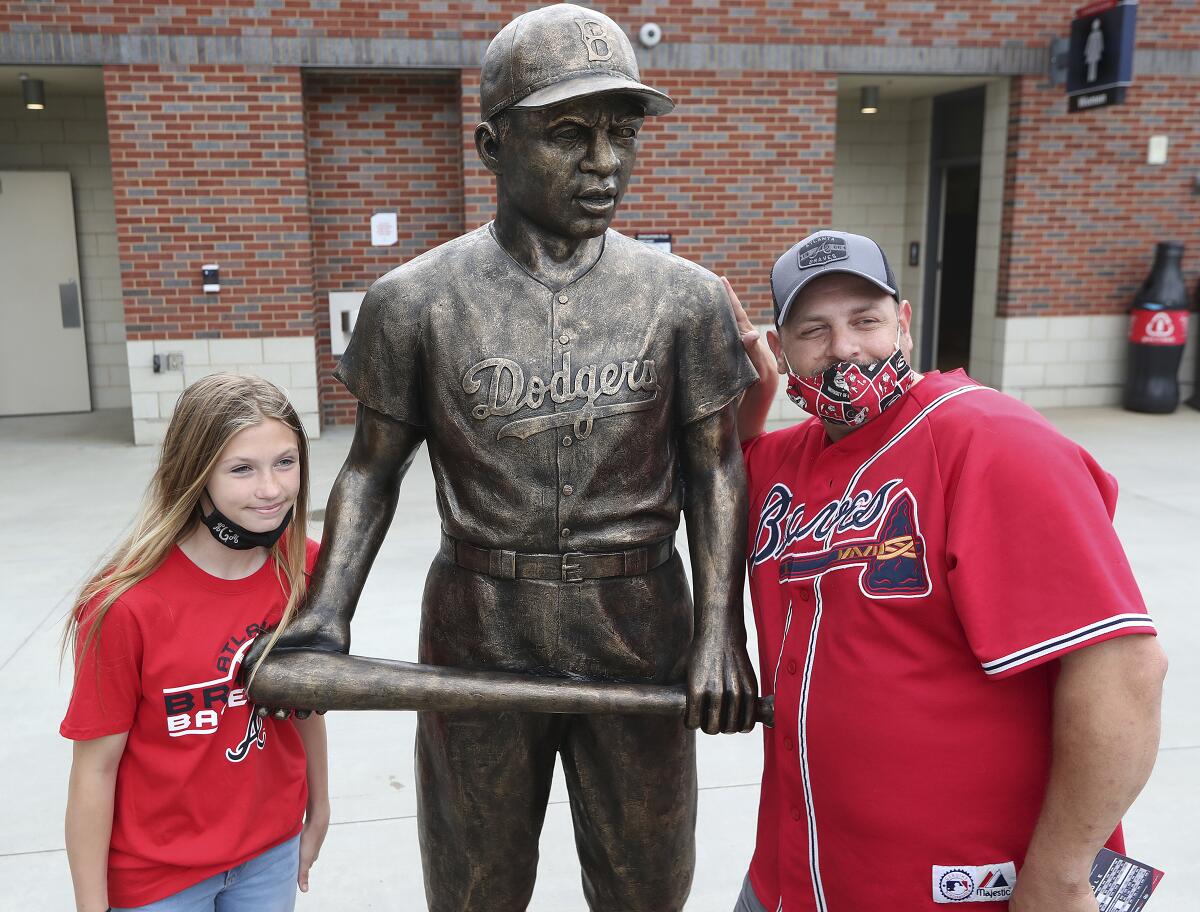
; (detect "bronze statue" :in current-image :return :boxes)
[246,5,760,909]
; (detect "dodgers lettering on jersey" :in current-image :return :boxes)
[336,224,757,554]
[741,371,1155,912]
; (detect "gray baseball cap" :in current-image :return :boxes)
[771,230,899,327]
[480,4,674,121]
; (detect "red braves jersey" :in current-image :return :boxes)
[742,370,1154,911]
[61,540,319,907]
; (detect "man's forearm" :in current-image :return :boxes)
[737,359,778,442]
[1020,636,1166,888]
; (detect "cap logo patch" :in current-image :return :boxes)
[576,20,615,61]
[796,236,848,270]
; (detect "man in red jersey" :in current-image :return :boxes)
[723,230,1166,912]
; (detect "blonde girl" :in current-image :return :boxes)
[61,374,329,912]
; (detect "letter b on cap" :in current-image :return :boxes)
[577,20,614,61]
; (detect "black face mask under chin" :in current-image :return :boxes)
[201,497,294,551]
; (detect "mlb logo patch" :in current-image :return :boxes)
[932,863,1016,903]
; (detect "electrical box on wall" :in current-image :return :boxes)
[202,264,220,293]
[329,291,366,356]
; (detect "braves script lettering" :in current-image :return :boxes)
[752,479,903,566]
[463,350,658,440]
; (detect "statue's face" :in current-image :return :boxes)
[495,94,645,240]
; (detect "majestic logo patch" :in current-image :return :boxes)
[796,235,848,270]
[463,351,658,441]
[933,863,1017,903]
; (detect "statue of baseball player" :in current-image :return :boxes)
[245,5,760,910]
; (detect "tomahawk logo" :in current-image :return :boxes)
[226,710,266,762]
[777,488,931,598]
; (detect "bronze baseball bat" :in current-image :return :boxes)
[248,650,774,727]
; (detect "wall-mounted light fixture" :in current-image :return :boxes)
[860,85,879,115]
[20,74,45,111]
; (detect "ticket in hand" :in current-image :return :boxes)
[1090,848,1164,911]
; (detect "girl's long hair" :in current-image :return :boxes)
[63,374,311,678]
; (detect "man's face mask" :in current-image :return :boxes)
[783,325,915,428]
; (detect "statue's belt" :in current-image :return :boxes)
[442,534,674,583]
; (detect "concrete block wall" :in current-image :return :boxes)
[0,90,128,409]
[995,315,1198,408]
[964,78,1010,390]
[831,94,912,279]
[903,96,932,362]
[125,336,321,445]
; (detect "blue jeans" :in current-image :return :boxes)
[111,835,300,912]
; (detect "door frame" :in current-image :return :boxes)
[919,86,985,372]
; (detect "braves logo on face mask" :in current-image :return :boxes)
[786,347,914,427]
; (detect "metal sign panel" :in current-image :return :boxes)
[1066,0,1138,112]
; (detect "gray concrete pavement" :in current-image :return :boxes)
[2,403,1196,910]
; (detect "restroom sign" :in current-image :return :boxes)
[1066,0,1137,112]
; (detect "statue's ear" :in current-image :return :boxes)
[475,122,502,176]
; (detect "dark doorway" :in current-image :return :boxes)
[921,87,985,373]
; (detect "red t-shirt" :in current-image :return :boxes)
[742,370,1155,911]
[61,539,320,907]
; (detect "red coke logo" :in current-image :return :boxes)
[1128,310,1187,346]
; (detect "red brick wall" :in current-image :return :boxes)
[304,71,463,426]
[999,74,1200,317]
[5,1,1197,49]
[460,68,492,232]
[618,70,836,324]
[459,70,836,326]
[105,65,314,340]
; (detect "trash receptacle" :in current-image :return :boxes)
[1123,242,1189,414]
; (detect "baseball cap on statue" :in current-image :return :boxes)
[771,230,900,327]
[480,4,674,121]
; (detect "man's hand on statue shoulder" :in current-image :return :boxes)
[721,276,776,382]
[721,276,779,442]
[684,625,759,735]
